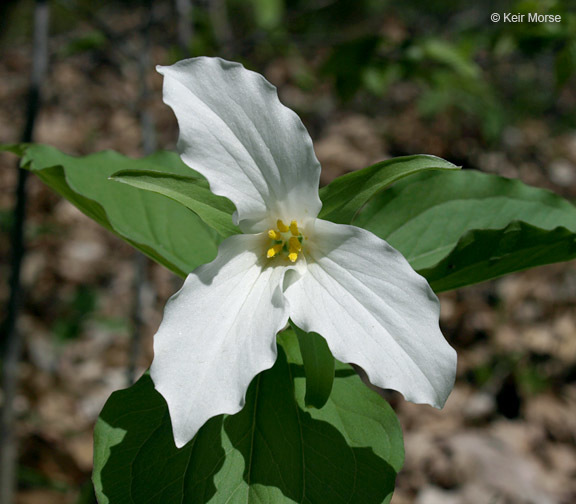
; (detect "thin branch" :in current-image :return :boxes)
[128,252,148,385]
[209,0,233,56]
[127,0,156,385]
[0,1,50,503]
[175,0,193,57]
[138,0,156,157]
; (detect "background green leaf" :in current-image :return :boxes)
[93,331,404,504]
[318,154,460,224]
[355,169,576,292]
[5,144,225,276]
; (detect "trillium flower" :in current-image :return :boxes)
[151,57,457,448]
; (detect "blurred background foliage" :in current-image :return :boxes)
[2,0,576,147]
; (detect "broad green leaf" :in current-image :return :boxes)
[94,333,403,504]
[318,154,460,224]
[4,144,223,276]
[290,321,334,409]
[93,374,225,504]
[355,170,576,292]
[420,221,576,292]
[110,170,240,238]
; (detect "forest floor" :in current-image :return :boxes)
[1,27,576,504]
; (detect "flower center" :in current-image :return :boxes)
[266,219,303,263]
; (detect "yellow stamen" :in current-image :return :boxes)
[289,220,299,236]
[268,229,281,240]
[277,219,289,232]
[289,236,302,252]
[267,244,283,258]
[266,218,303,262]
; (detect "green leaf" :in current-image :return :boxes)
[290,321,335,409]
[0,143,27,156]
[556,39,576,88]
[355,170,576,292]
[415,38,480,79]
[93,373,225,504]
[322,36,381,101]
[250,0,284,30]
[4,144,223,276]
[94,333,403,504]
[318,154,460,224]
[420,221,576,292]
[110,170,240,238]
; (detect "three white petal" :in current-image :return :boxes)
[152,57,457,448]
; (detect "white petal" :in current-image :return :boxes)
[158,57,322,232]
[285,219,456,408]
[150,233,290,447]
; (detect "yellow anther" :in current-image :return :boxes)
[268,229,281,240]
[266,218,303,261]
[267,244,283,258]
[277,219,289,233]
[289,220,299,236]
[289,236,302,252]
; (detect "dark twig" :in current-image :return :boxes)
[0,2,50,502]
[175,0,193,57]
[138,1,156,156]
[127,0,156,385]
[209,0,233,56]
[128,252,148,385]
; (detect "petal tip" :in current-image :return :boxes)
[173,432,189,449]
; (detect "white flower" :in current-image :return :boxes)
[151,57,457,448]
